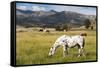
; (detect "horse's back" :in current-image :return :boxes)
[56,35,67,41]
[72,35,83,39]
[72,35,84,42]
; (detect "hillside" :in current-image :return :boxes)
[16,9,96,28]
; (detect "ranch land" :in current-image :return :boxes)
[16,27,97,65]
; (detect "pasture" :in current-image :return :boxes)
[16,28,97,65]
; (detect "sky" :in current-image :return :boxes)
[16,2,96,15]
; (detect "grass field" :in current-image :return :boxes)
[16,28,97,65]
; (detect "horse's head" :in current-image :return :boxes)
[48,47,53,57]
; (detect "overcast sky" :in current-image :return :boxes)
[16,3,96,15]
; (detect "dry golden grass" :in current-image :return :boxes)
[16,28,97,65]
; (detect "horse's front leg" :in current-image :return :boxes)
[63,45,68,57]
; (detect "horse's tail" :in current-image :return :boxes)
[80,33,87,36]
[82,38,85,48]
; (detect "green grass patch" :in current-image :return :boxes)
[16,30,97,65]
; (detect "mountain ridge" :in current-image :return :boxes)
[16,9,96,28]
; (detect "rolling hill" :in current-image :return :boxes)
[16,9,96,28]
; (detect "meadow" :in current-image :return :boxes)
[16,28,97,65]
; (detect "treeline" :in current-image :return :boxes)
[55,18,96,31]
[17,18,96,32]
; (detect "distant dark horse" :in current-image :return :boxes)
[39,29,43,32]
[48,35,85,57]
[39,29,50,33]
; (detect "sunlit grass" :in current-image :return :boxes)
[16,29,97,65]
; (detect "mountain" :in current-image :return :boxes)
[16,9,96,28]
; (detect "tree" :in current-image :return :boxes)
[55,25,61,31]
[91,26,93,30]
[84,19,91,29]
[55,24,69,31]
[62,24,68,31]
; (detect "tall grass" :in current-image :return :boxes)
[16,30,97,65]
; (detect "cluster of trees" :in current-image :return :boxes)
[55,18,95,31]
[23,18,96,32]
[38,18,96,32]
[84,18,96,30]
[55,24,70,31]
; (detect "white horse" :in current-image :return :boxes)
[48,35,85,57]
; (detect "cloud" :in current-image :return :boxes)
[17,5,46,11]
[16,3,96,15]
[17,6,27,10]
[32,6,46,11]
[49,5,96,15]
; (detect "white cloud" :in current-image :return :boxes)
[17,5,46,11]
[32,6,46,11]
[17,6,27,10]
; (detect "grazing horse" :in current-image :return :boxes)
[39,29,43,32]
[48,35,85,57]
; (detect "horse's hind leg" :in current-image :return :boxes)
[81,38,85,57]
[77,39,85,57]
[78,47,85,57]
[77,44,83,57]
[81,48,85,57]
[78,48,81,57]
